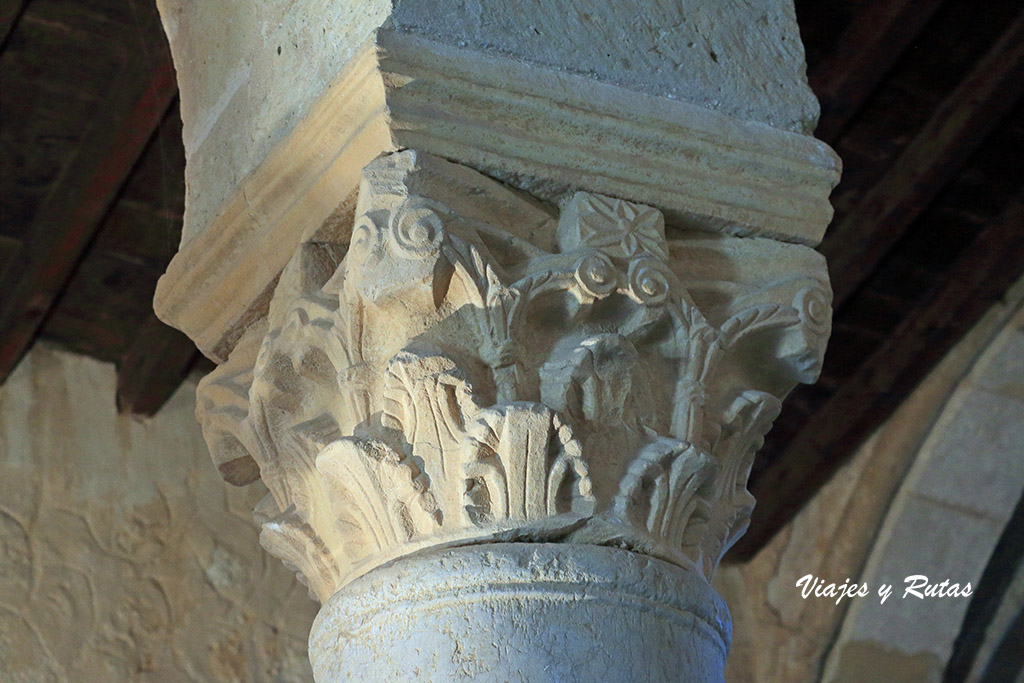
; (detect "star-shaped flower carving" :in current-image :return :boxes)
[574,195,668,261]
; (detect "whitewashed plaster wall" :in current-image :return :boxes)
[0,345,316,682]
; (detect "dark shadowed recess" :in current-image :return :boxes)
[944,490,1024,683]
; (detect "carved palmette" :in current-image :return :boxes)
[462,402,595,525]
[196,150,831,600]
[612,437,717,565]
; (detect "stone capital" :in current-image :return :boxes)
[156,2,839,678]
[195,149,830,678]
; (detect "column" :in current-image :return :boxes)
[155,2,840,680]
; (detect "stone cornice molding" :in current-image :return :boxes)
[155,32,839,363]
[378,30,840,243]
[196,150,831,603]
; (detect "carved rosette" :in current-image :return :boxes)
[197,150,831,603]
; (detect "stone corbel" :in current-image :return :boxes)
[196,149,830,680]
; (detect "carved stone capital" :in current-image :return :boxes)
[197,149,831,609]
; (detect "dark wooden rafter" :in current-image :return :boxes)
[731,192,1024,560]
[0,0,29,49]
[0,32,177,383]
[0,235,18,280]
[823,10,1024,309]
[116,313,197,416]
[809,0,944,144]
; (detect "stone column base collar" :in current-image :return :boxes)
[309,543,731,681]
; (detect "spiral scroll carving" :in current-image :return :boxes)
[197,150,832,602]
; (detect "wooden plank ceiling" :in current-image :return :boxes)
[0,0,196,414]
[0,0,1021,600]
[738,0,1024,558]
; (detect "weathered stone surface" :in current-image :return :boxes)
[821,303,1024,683]
[309,543,731,681]
[153,0,839,362]
[158,0,823,244]
[0,345,316,681]
[156,0,392,242]
[195,150,830,604]
[387,0,820,132]
[836,496,1000,657]
[910,390,1024,519]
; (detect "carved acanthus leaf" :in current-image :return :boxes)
[195,150,831,597]
[256,501,342,603]
[462,402,595,526]
[702,390,782,576]
[195,325,264,485]
[720,304,801,346]
[316,438,442,554]
[613,437,717,563]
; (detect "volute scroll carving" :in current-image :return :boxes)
[197,150,831,602]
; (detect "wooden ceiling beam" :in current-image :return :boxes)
[0,235,19,280]
[730,191,1024,560]
[824,10,1024,310]
[116,313,197,416]
[0,0,29,50]
[810,0,944,144]
[0,49,176,382]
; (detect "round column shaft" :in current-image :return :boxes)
[309,543,730,682]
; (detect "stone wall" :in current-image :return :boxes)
[820,297,1024,682]
[156,0,819,246]
[0,345,316,682]
[718,281,1024,682]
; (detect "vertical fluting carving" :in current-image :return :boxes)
[462,403,595,526]
[196,150,831,601]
